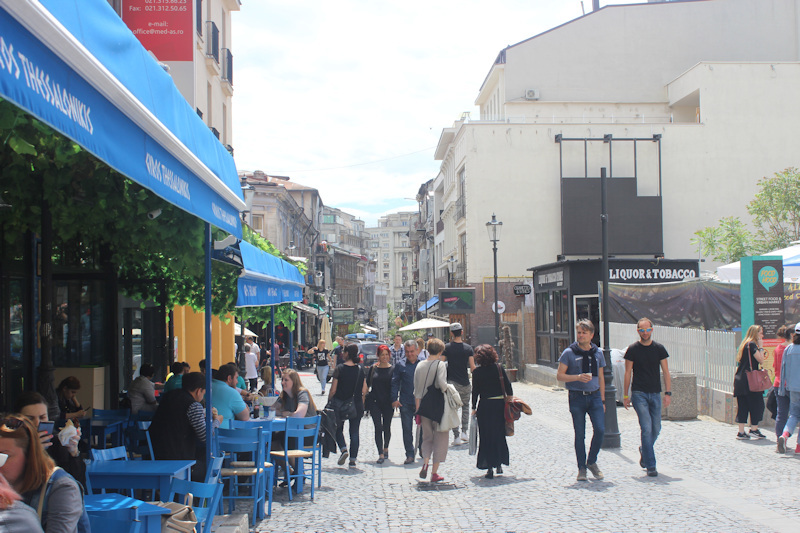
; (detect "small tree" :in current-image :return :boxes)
[693,168,800,263]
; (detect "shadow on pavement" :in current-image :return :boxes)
[567,481,616,492]
[468,475,535,486]
[631,473,682,483]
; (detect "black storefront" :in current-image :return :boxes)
[530,258,699,366]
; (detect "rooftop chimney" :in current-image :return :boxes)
[593,0,600,11]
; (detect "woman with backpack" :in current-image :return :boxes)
[0,414,87,532]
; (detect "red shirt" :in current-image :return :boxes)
[774,343,788,386]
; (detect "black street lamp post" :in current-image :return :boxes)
[486,214,503,348]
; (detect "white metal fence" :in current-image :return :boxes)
[608,322,738,394]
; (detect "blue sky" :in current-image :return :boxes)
[231,1,629,226]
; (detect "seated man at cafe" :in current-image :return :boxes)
[211,363,251,427]
[149,372,223,481]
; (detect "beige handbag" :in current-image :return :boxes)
[153,494,198,533]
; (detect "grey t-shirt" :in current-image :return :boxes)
[23,472,83,533]
[0,500,44,533]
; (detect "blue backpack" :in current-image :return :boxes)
[29,467,91,533]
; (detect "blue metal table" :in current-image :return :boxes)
[85,492,170,533]
[87,459,195,497]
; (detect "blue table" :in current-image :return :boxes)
[90,418,126,448]
[87,459,195,497]
[85,493,169,533]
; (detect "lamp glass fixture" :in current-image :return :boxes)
[485,213,502,242]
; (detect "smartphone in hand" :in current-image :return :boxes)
[38,421,55,435]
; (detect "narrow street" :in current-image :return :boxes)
[251,372,799,533]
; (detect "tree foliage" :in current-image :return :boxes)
[0,100,304,328]
[692,168,800,263]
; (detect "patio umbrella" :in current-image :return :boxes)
[234,323,256,337]
[319,314,332,348]
[398,317,451,331]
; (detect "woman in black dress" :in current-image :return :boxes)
[471,344,513,479]
[329,344,367,467]
[367,345,394,464]
[733,324,768,440]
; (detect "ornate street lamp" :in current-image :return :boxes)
[446,255,458,287]
[485,213,503,348]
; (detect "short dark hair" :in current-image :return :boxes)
[140,364,155,378]
[182,372,206,392]
[474,344,499,367]
[217,362,238,381]
[199,359,206,371]
[793,332,800,345]
[170,362,184,375]
[56,376,80,392]
[182,362,190,370]
[14,391,47,412]
[345,343,360,363]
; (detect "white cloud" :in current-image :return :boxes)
[231,0,609,222]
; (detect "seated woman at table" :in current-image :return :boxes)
[275,369,318,423]
[0,414,88,532]
[149,372,224,482]
[56,377,88,422]
[14,392,86,492]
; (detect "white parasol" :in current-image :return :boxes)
[398,317,452,331]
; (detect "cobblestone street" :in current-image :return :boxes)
[250,371,799,533]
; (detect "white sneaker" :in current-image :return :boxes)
[451,435,461,446]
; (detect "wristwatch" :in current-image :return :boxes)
[664,391,672,396]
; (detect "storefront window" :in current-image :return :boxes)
[535,292,549,331]
[553,289,569,332]
[52,280,105,367]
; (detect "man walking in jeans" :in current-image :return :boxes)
[391,339,420,464]
[557,319,606,481]
[623,317,672,477]
[443,323,475,445]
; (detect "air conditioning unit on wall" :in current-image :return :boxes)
[525,89,540,100]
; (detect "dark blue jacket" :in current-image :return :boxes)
[391,358,419,407]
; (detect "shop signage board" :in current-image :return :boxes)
[741,256,785,337]
[122,0,193,62]
[439,288,476,314]
[514,284,532,295]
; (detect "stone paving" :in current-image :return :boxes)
[240,371,799,533]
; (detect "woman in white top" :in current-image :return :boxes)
[413,338,449,483]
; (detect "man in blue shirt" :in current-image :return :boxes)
[389,334,405,366]
[391,339,419,464]
[211,363,250,428]
[557,319,606,482]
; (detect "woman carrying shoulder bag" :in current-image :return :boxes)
[329,344,367,467]
[471,344,513,479]
[367,345,395,464]
[413,338,449,483]
[733,325,768,440]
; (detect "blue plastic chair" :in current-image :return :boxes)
[168,478,223,533]
[270,415,321,501]
[217,427,268,525]
[86,504,141,533]
[91,445,128,462]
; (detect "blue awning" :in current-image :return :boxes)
[236,241,305,307]
[418,296,439,312]
[0,0,244,237]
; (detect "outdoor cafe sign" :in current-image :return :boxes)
[741,256,785,337]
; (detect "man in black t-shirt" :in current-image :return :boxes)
[623,317,672,477]
[442,322,475,445]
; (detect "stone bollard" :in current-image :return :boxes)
[661,372,697,420]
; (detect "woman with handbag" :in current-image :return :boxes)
[367,345,395,464]
[471,344,513,479]
[413,338,449,483]
[777,322,800,454]
[733,324,768,440]
[328,344,367,467]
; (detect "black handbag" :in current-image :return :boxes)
[416,361,444,423]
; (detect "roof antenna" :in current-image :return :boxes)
[580,1,585,15]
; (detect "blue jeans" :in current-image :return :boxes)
[316,365,329,392]
[631,391,662,469]
[776,391,791,437]
[399,404,416,459]
[568,390,605,470]
[783,390,800,437]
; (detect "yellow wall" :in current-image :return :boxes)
[172,306,236,372]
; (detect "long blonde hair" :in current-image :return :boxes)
[316,339,326,351]
[736,325,762,363]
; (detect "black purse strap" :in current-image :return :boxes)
[497,363,509,399]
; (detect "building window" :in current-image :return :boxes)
[382,242,388,248]
[383,273,389,279]
[383,253,389,259]
[251,215,264,231]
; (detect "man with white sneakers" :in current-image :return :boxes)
[442,323,475,445]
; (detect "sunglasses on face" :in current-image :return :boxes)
[0,418,25,431]
[638,328,653,333]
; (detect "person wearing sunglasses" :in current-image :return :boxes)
[14,392,86,492]
[0,415,87,532]
[623,318,672,478]
[0,466,44,533]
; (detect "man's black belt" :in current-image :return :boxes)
[569,389,600,395]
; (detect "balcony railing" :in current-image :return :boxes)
[455,196,466,220]
[221,48,233,85]
[205,21,219,63]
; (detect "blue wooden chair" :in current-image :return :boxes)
[270,415,321,501]
[90,446,131,496]
[217,427,268,525]
[204,456,225,485]
[228,420,276,516]
[168,478,223,533]
[86,504,141,533]
[128,421,153,460]
[92,408,130,448]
